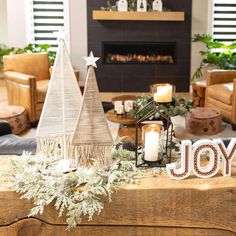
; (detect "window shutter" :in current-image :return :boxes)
[32,0,65,50]
[213,0,236,44]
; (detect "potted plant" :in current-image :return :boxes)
[191,34,236,83]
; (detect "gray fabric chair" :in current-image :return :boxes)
[0,120,36,155]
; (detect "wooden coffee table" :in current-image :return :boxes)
[106,109,138,143]
[1,156,236,235]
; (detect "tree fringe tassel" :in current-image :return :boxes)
[73,144,112,167]
[36,136,112,167]
[36,134,74,159]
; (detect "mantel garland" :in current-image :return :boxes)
[3,138,181,229]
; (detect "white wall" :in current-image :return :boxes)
[69,0,87,80]
[191,0,211,80]
[6,0,27,47]
[3,0,211,83]
[0,0,8,44]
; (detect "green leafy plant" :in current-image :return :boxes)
[0,43,56,70]
[130,95,192,119]
[191,34,236,83]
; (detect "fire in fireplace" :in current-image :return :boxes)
[103,42,176,64]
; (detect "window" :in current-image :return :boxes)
[27,0,69,51]
[212,0,236,44]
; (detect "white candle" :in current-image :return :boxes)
[116,104,124,115]
[124,100,134,112]
[114,101,123,112]
[144,129,159,161]
[154,84,173,103]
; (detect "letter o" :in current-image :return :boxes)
[192,142,220,178]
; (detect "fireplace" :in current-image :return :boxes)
[87,0,192,92]
[103,42,176,64]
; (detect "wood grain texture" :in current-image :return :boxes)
[92,11,185,21]
[0,157,236,235]
[0,218,235,236]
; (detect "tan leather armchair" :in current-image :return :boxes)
[205,70,236,130]
[3,53,51,124]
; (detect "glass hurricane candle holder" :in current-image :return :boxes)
[150,83,175,103]
[135,99,173,168]
[116,104,124,115]
[124,100,134,113]
[114,101,123,113]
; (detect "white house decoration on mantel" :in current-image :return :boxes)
[137,0,147,12]
[117,0,128,12]
[167,138,236,180]
[152,0,163,12]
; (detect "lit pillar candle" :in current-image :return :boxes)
[124,100,134,112]
[154,84,173,103]
[144,129,159,161]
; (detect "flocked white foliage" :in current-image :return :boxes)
[4,147,141,229]
[3,136,181,229]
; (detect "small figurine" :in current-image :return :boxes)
[152,0,163,12]
[117,0,128,12]
[137,0,147,12]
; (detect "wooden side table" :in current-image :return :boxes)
[106,109,139,143]
[186,107,222,135]
[0,105,29,134]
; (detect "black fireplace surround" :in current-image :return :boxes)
[87,0,192,92]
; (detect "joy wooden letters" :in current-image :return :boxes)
[167,138,236,180]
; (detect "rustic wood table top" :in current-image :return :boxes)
[0,156,236,236]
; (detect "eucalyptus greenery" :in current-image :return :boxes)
[191,34,236,83]
[130,95,192,119]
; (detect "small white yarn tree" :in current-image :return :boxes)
[36,31,82,159]
[72,52,113,167]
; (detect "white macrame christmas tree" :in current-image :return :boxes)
[72,52,113,167]
[36,30,82,159]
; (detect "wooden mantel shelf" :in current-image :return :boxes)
[93,10,185,21]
